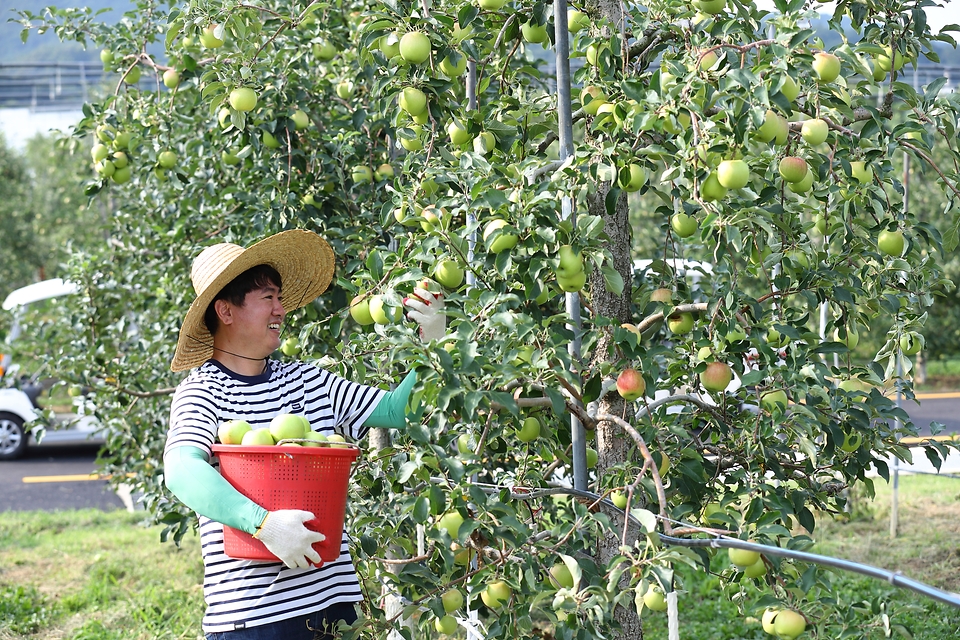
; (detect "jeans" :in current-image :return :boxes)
[206,602,359,640]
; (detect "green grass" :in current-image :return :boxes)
[642,474,960,639]
[0,510,203,639]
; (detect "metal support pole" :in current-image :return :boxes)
[465,60,478,288]
[553,0,585,490]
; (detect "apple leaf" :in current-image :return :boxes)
[600,265,624,296]
[630,508,657,534]
[560,553,582,589]
[397,461,419,484]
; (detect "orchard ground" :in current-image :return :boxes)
[2,474,960,639]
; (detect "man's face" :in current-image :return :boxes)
[228,283,286,357]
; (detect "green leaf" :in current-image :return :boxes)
[601,264,624,295]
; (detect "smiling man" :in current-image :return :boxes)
[163,230,444,639]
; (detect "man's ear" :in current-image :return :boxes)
[214,299,234,326]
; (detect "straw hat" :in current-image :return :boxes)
[170,230,335,372]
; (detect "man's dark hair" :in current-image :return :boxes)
[203,264,282,336]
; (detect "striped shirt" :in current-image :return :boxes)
[165,359,385,633]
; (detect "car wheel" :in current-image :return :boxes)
[0,412,27,460]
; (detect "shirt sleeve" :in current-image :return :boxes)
[316,366,387,440]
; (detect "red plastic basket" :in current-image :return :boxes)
[212,443,360,563]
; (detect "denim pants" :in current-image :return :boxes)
[205,602,359,640]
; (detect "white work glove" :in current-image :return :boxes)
[404,287,446,342]
[253,509,325,569]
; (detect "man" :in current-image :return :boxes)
[163,230,442,639]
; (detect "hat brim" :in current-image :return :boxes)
[171,230,335,372]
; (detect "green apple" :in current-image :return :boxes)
[850,160,873,184]
[671,212,698,238]
[762,608,780,635]
[91,143,109,162]
[241,427,275,446]
[473,131,496,155]
[352,165,373,184]
[200,23,225,48]
[398,87,427,116]
[441,589,463,613]
[756,109,788,143]
[616,368,646,401]
[280,336,300,356]
[760,389,788,412]
[229,87,258,112]
[110,166,131,184]
[549,563,575,589]
[779,74,800,102]
[693,0,725,13]
[800,118,829,145]
[369,295,400,324]
[434,615,457,635]
[270,413,307,441]
[586,447,598,468]
[618,163,647,192]
[878,229,905,256]
[840,431,863,453]
[700,361,732,392]
[438,510,465,538]
[517,416,541,442]
[611,491,628,509]
[900,331,922,355]
[580,86,607,115]
[123,66,141,84]
[434,259,465,289]
[650,288,673,303]
[717,159,749,189]
[788,169,814,194]
[420,205,446,232]
[481,580,512,608]
[483,219,518,253]
[478,0,506,8]
[399,31,431,64]
[728,546,761,568]
[701,171,728,201]
[111,130,130,149]
[262,131,281,149]
[557,245,583,277]
[812,52,841,83]
[766,327,789,347]
[743,557,767,578]
[349,294,375,325]
[439,52,467,77]
[456,433,477,456]
[557,270,587,293]
[96,160,116,177]
[313,39,338,61]
[778,156,809,184]
[447,120,473,146]
[291,109,309,130]
[100,49,114,65]
[162,68,180,89]
[111,152,129,169]
[521,21,548,44]
[336,80,355,99]
[877,45,905,72]
[568,9,591,32]
[773,609,806,640]
[642,585,667,612]
[302,431,327,447]
[399,127,424,152]
[158,151,177,169]
[667,312,694,334]
[375,163,394,181]
[835,326,859,350]
[218,419,253,444]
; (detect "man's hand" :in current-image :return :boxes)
[253,510,325,569]
[404,286,446,342]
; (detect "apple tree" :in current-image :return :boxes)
[14,0,960,637]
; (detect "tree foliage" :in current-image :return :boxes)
[13,0,960,637]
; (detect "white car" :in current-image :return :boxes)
[0,278,104,460]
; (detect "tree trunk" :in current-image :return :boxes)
[588,180,644,640]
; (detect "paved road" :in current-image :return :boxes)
[2,394,960,513]
[0,443,127,512]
